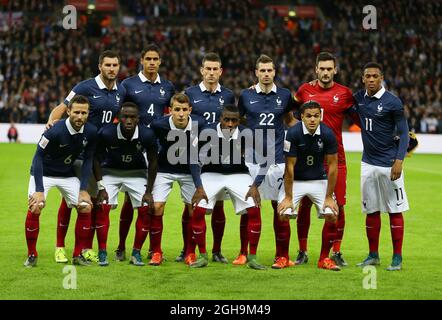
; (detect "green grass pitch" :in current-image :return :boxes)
[1,143,442,300]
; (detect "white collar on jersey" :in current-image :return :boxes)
[65,118,84,135]
[364,86,386,99]
[95,75,118,90]
[302,121,321,136]
[169,115,193,131]
[255,83,277,94]
[117,123,139,140]
[138,71,161,84]
[216,122,239,140]
[199,81,221,93]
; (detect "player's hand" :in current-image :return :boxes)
[78,190,93,211]
[29,192,45,213]
[308,79,318,86]
[277,197,294,216]
[142,192,154,215]
[390,160,403,181]
[245,184,261,208]
[45,119,59,131]
[192,186,208,207]
[96,189,109,206]
[323,196,338,223]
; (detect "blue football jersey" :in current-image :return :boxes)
[150,115,206,174]
[185,82,235,124]
[31,119,97,191]
[64,75,125,129]
[238,85,295,164]
[284,122,337,181]
[352,87,409,167]
[96,123,157,170]
[121,72,175,126]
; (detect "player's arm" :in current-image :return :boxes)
[391,106,409,181]
[277,156,296,215]
[29,142,47,212]
[143,143,158,212]
[46,102,68,129]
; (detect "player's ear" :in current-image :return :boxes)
[219,67,223,76]
[158,57,161,66]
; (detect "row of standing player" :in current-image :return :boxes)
[25,46,409,271]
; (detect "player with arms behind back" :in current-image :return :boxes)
[293,52,354,267]
[353,62,409,271]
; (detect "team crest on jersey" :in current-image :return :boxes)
[377,103,383,113]
[333,94,339,104]
[317,138,323,150]
[276,97,282,107]
[136,142,143,152]
[160,88,166,97]
[219,96,224,106]
[82,138,88,147]
[116,94,120,103]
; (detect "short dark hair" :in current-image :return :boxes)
[316,51,336,67]
[170,93,190,106]
[300,100,321,114]
[363,62,383,74]
[221,104,240,115]
[68,95,89,109]
[99,50,120,65]
[255,54,275,69]
[120,102,139,113]
[141,44,161,59]
[202,52,222,67]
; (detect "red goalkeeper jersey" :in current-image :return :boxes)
[295,82,354,165]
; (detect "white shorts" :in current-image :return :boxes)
[28,176,80,208]
[247,163,285,201]
[361,162,409,214]
[197,172,255,214]
[152,172,195,204]
[102,169,148,208]
[278,180,333,219]
[73,159,98,197]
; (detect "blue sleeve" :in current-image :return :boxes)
[237,93,246,116]
[64,82,86,105]
[324,128,338,154]
[80,130,97,190]
[284,129,298,157]
[189,163,203,188]
[32,147,45,192]
[394,105,409,160]
[227,91,236,105]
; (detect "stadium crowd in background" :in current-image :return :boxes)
[0,0,441,132]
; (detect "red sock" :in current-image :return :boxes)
[74,211,91,257]
[366,212,381,254]
[85,206,98,249]
[133,206,151,250]
[149,215,163,254]
[191,206,207,254]
[320,221,337,261]
[272,201,290,259]
[95,205,111,251]
[56,198,72,248]
[389,213,404,255]
[333,206,345,253]
[118,199,134,251]
[247,207,261,255]
[25,210,40,257]
[297,197,312,252]
[239,214,249,255]
[181,205,191,254]
[211,203,226,253]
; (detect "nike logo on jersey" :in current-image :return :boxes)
[135,90,144,94]
[93,95,101,99]
[308,94,315,97]
[250,100,259,104]
[193,99,203,103]
[59,144,69,147]
[396,202,404,206]
[358,103,364,106]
